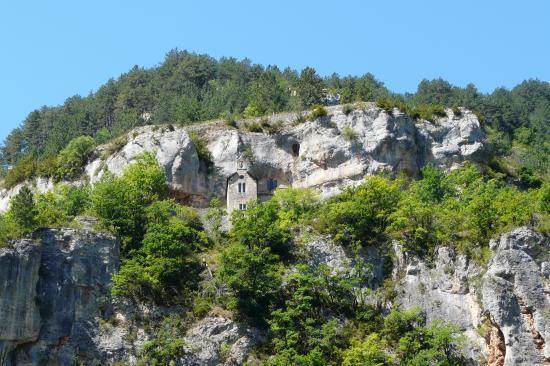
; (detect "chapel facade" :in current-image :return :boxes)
[226,156,280,213]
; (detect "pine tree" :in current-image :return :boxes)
[9,186,37,232]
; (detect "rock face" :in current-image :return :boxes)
[0,224,547,365]
[0,240,42,362]
[0,228,119,365]
[78,105,484,208]
[482,228,550,366]
[394,227,550,366]
[180,317,260,366]
[0,105,485,211]
[0,178,53,215]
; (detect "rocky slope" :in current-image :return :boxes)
[0,104,485,211]
[4,105,548,365]
[393,227,550,366]
[0,225,119,365]
[1,225,547,365]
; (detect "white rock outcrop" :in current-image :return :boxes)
[394,227,550,366]
[86,105,485,206]
[0,105,485,211]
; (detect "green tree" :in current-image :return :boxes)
[341,334,391,366]
[219,243,282,320]
[9,186,38,233]
[297,67,324,108]
[91,152,168,251]
[319,176,401,248]
[112,200,208,304]
[55,135,96,181]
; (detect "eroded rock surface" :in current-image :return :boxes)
[482,228,550,366]
[0,105,485,211]
[0,228,119,365]
[394,227,550,366]
[0,240,42,363]
[180,316,260,366]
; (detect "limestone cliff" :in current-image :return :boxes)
[0,226,119,365]
[84,104,485,206]
[392,227,550,366]
[0,223,547,365]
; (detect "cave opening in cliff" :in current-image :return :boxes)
[292,143,300,157]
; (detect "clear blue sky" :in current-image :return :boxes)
[1,0,549,142]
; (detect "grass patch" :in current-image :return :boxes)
[341,127,359,141]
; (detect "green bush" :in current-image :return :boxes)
[318,176,401,248]
[341,127,359,141]
[102,134,128,157]
[0,214,20,247]
[246,121,263,133]
[138,315,187,366]
[376,97,408,114]
[224,114,238,128]
[8,186,37,234]
[35,184,90,227]
[112,200,208,304]
[342,104,353,115]
[2,155,57,189]
[54,136,96,181]
[244,102,263,118]
[292,113,307,125]
[188,131,213,166]
[309,104,327,120]
[91,152,168,252]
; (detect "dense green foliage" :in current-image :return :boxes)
[54,135,96,181]
[91,152,168,251]
[2,50,548,189]
[0,50,548,362]
[0,149,547,363]
[8,186,37,234]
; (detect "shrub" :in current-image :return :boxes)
[265,120,283,134]
[2,155,56,189]
[138,315,187,365]
[272,188,319,225]
[112,200,208,304]
[376,97,408,114]
[188,131,213,166]
[94,128,111,144]
[0,214,19,247]
[91,152,168,252]
[242,145,255,163]
[224,114,238,128]
[342,104,353,115]
[410,104,446,122]
[35,184,91,227]
[219,242,282,321]
[54,136,96,181]
[452,106,462,116]
[341,127,359,141]
[8,186,37,233]
[309,104,327,120]
[246,122,263,133]
[292,113,307,125]
[318,176,401,248]
[260,118,270,128]
[267,265,353,361]
[243,102,262,118]
[103,134,128,157]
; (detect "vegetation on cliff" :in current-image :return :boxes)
[2,152,547,364]
[1,50,548,189]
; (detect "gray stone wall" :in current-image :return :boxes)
[226,172,257,214]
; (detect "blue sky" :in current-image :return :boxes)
[1,0,549,142]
